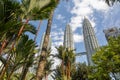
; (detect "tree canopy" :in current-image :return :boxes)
[89,36,120,80]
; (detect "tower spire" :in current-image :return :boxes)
[83,18,99,65]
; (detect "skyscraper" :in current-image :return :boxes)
[64,24,74,50]
[103,27,120,41]
[83,17,99,65]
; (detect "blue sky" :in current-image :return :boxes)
[29,0,120,64]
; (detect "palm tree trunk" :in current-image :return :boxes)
[10,18,29,50]
[18,18,29,37]
[0,35,16,55]
[0,54,12,79]
[0,39,7,55]
[34,20,42,42]
[36,10,54,80]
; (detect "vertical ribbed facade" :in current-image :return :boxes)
[64,24,74,50]
[83,18,99,65]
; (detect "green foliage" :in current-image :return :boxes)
[20,0,59,20]
[0,35,37,80]
[52,66,67,80]
[71,63,89,80]
[0,0,20,22]
[55,46,76,65]
[53,62,90,80]
[43,49,54,79]
[52,46,90,80]
[0,0,59,80]
[89,36,120,80]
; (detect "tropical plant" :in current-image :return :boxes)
[64,48,76,80]
[71,63,89,80]
[44,59,54,80]
[36,10,55,80]
[0,0,59,54]
[89,36,120,80]
[36,0,60,79]
[52,46,76,80]
[54,46,67,80]
[0,35,37,80]
[0,0,21,54]
[105,0,120,6]
[52,46,87,80]
[52,66,67,80]
[17,36,36,80]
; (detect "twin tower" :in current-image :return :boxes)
[64,17,99,65]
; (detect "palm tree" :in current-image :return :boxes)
[52,66,67,80]
[105,0,120,6]
[55,46,66,76]
[14,35,36,80]
[36,10,54,80]
[71,63,89,80]
[36,0,60,79]
[17,0,59,39]
[53,46,76,80]
[0,0,21,54]
[44,59,54,80]
[0,19,37,79]
[43,49,54,80]
[0,0,59,79]
[0,0,58,54]
[0,35,37,80]
[64,48,75,80]
[53,45,83,80]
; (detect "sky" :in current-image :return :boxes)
[29,0,120,65]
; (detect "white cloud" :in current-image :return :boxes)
[53,36,63,41]
[90,19,96,28]
[102,3,120,28]
[84,0,109,11]
[56,14,64,20]
[70,0,109,32]
[51,31,64,42]
[69,16,83,31]
[51,32,59,37]
[52,41,63,47]
[51,46,61,69]
[71,6,93,16]
[51,31,64,37]
[74,33,83,43]
[51,46,57,55]
[51,28,64,47]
